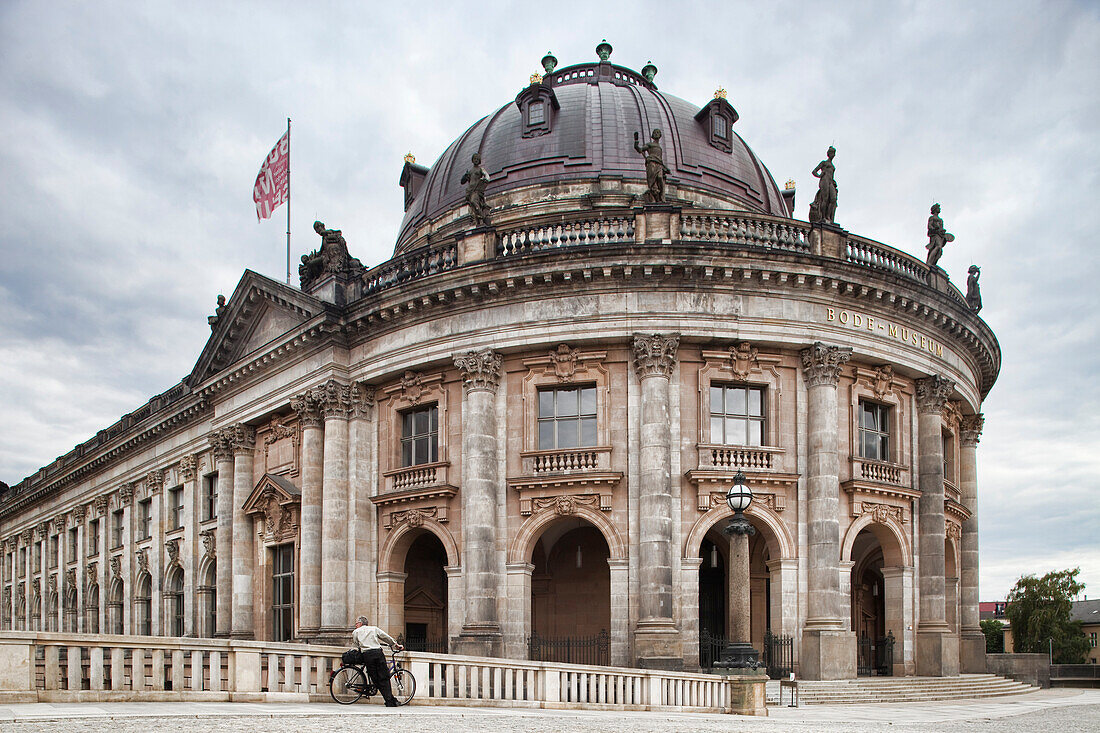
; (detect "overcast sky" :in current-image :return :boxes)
[1,1,1097,602]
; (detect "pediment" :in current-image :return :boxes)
[242,473,301,514]
[188,270,324,385]
[403,587,444,610]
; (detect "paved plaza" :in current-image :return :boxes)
[1,689,1099,733]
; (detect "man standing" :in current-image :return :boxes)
[352,615,404,707]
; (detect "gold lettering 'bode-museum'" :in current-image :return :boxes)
[824,307,945,358]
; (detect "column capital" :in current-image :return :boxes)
[118,482,134,506]
[290,389,325,428]
[454,348,503,395]
[959,413,985,447]
[351,381,376,419]
[632,333,679,378]
[915,374,956,414]
[178,454,198,482]
[225,424,256,454]
[209,429,234,462]
[94,494,110,516]
[317,379,354,420]
[800,342,852,387]
[145,470,164,495]
[51,514,67,534]
[72,505,87,524]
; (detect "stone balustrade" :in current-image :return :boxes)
[382,461,449,493]
[679,212,811,253]
[0,632,763,713]
[853,458,907,486]
[522,446,612,474]
[698,445,780,471]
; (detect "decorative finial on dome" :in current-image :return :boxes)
[785,179,796,190]
[404,152,416,164]
[714,86,728,100]
[641,61,658,83]
[541,52,558,74]
[530,72,544,85]
[596,39,613,62]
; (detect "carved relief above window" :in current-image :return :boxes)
[241,474,301,546]
[373,485,457,532]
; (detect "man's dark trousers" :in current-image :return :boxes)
[363,648,398,706]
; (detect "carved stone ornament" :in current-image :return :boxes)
[94,495,110,517]
[35,521,49,541]
[136,548,149,575]
[400,371,426,404]
[178,454,198,482]
[262,488,288,539]
[226,424,257,454]
[290,389,324,428]
[549,344,580,382]
[65,569,76,593]
[145,470,164,494]
[48,574,57,594]
[52,514,67,533]
[264,415,297,445]
[72,504,87,524]
[390,506,438,529]
[862,502,905,525]
[318,379,354,420]
[959,413,985,447]
[86,563,98,586]
[200,529,216,559]
[209,428,234,462]
[351,381,376,418]
[165,538,180,566]
[110,556,121,579]
[531,494,602,516]
[633,333,680,378]
[454,349,503,395]
[729,342,759,381]
[20,528,32,546]
[915,375,956,415]
[118,482,134,506]
[946,521,962,541]
[871,365,895,399]
[16,584,25,605]
[800,342,852,387]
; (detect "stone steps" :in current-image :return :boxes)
[765,674,1038,705]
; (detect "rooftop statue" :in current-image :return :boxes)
[299,221,365,291]
[926,203,954,268]
[634,129,671,203]
[808,146,838,224]
[966,265,982,313]
[207,294,227,330]
[460,153,492,228]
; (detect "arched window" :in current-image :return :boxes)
[166,569,184,637]
[46,591,58,632]
[85,583,100,634]
[135,574,152,636]
[63,586,78,632]
[197,562,216,638]
[108,579,124,634]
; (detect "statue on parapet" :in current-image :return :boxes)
[634,129,671,203]
[299,220,365,290]
[966,265,982,313]
[926,203,954,268]
[207,294,227,329]
[808,146,838,224]
[460,153,492,228]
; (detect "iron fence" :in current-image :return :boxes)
[762,631,793,679]
[528,629,609,666]
[857,632,895,676]
[699,629,725,669]
[398,634,448,654]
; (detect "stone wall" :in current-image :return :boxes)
[986,653,1049,688]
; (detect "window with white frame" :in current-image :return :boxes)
[401,405,438,467]
[858,400,891,461]
[168,486,184,530]
[710,384,766,446]
[537,386,597,450]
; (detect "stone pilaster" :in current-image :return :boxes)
[178,456,197,636]
[452,348,504,656]
[915,374,958,677]
[318,380,353,639]
[209,430,235,637]
[959,413,986,672]
[291,388,325,638]
[799,342,856,680]
[347,383,376,631]
[227,424,256,638]
[632,333,682,669]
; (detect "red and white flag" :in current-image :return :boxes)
[253,129,289,221]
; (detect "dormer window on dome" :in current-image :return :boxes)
[515,81,559,138]
[695,91,739,154]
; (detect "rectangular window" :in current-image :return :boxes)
[942,431,955,481]
[87,520,99,557]
[19,548,26,575]
[528,101,545,125]
[401,405,439,467]
[713,114,728,139]
[168,486,184,530]
[1090,632,1096,648]
[272,543,295,642]
[110,509,124,548]
[201,472,218,522]
[138,499,152,540]
[49,536,58,569]
[34,543,42,568]
[67,528,77,562]
[538,386,597,450]
[858,400,891,461]
[710,385,766,446]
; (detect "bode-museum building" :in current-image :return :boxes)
[0,46,998,680]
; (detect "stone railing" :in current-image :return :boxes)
[382,461,449,493]
[497,216,635,256]
[852,458,907,486]
[522,447,612,474]
[845,235,929,286]
[679,213,811,253]
[698,445,781,471]
[0,632,763,713]
[363,240,458,296]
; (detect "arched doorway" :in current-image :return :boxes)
[697,526,772,668]
[847,522,908,676]
[530,519,610,665]
[402,531,448,652]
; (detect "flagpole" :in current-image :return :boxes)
[286,117,292,285]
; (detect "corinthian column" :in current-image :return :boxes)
[209,431,234,637]
[632,333,682,669]
[452,348,503,657]
[915,374,958,676]
[227,424,256,638]
[799,342,856,680]
[318,380,352,639]
[958,413,985,673]
[291,390,325,639]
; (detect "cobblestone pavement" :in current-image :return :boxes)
[2,690,1099,733]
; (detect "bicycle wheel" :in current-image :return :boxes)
[330,665,368,704]
[390,667,416,706]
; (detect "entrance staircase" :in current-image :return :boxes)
[766,673,1037,705]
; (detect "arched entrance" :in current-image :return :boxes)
[530,519,610,665]
[847,521,909,676]
[697,525,772,667]
[402,531,448,652]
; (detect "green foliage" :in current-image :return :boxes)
[981,618,1004,653]
[1004,568,1090,664]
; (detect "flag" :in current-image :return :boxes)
[253,129,289,221]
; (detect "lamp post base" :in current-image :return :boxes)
[712,641,760,671]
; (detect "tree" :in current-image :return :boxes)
[1004,568,1090,664]
[981,618,1005,653]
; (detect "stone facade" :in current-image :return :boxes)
[0,53,998,680]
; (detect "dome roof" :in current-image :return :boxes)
[395,60,790,254]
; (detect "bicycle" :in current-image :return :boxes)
[329,647,416,706]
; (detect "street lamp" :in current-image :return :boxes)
[714,469,760,671]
